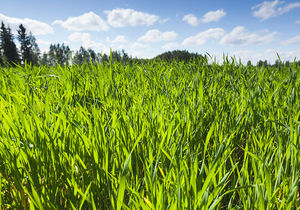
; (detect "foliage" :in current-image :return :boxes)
[17,24,40,66]
[0,59,299,209]
[73,47,99,65]
[0,22,19,66]
[47,43,71,66]
[154,50,204,63]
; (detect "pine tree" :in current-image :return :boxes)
[48,43,71,66]
[17,24,40,65]
[0,22,19,66]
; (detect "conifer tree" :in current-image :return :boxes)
[0,22,19,66]
[17,24,40,65]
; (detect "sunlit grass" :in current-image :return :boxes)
[0,58,299,209]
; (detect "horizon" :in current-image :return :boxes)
[1,0,300,64]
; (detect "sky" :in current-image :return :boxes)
[1,0,300,64]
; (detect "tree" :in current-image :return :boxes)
[155,50,203,63]
[285,61,290,67]
[247,60,252,66]
[257,60,264,67]
[40,52,49,66]
[17,24,40,65]
[48,43,71,66]
[274,59,280,67]
[0,22,19,66]
[72,47,98,65]
[101,53,109,63]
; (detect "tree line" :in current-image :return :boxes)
[1,21,299,67]
[0,22,135,67]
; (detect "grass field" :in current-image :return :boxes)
[0,58,299,209]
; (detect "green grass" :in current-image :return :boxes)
[0,58,299,209]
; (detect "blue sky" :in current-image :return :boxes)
[1,0,300,63]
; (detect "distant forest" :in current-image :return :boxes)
[0,22,299,67]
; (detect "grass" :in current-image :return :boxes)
[0,58,299,209]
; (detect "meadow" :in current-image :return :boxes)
[0,58,299,209]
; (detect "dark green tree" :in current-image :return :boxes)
[247,60,252,66]
[88,48,97,63]
[40,52,49,66]
[257,60,264,67]
[101,53,109,63]
[285,61,290,67]
[48,43,71,66]
[0,22,19,66]
[17,24,40,65]
[72,46,99,65]
[274,59,280,67]
[155,50,203,63]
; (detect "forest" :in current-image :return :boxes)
[1,22,299,67]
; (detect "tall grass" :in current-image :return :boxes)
[0,59,299,209]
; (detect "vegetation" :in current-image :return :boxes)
[0,57,299,209]
[17,24,40,66]
[154,50,203,63]
[0,22,19,66]
[1,21,299,68]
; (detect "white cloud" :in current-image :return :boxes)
[36,39,51,53]
[230,49,300,64]
[68,32,91,42]
[52,12,109,31]
[106,35,127,43]
[130,42,149,49]
[252,0,300,20]
[182,14,199,26]
[36,39,51,45]
[281,35,300,45]
[128,42,150,58]
[162,42,180,50]
[220,26,276,45]
[183,9,226,26]
[138,29,178,42]
[202,9,226,23]
[278,2,300,13]
[159,18,169,24]
[182,28,225,46]
[0,13,54,35]
[295,20,300,24]
[68,32,108,52]
[105,8,159,27]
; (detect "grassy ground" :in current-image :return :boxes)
[0,59,299,209]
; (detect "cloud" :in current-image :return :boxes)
[183,9,226,26]
[68,32,108,52]
[128,42,150,58]
[281,35,300,45]
[106,35,127,43]
[230,49,300,64]
[130,42,149,49]
[162,42,180,50]
[36,39,51,52]
[182,28,225,46]
[52,12,109,31]
[220,26,276,45]
[0,13,54,35]
[105,8,159,27]
[252,0,300,20]
[138,29,178,42]
[278,2,300,13]
[68,32,91,42]
[182,14,199,26]
[295,20,300,24]
[36,39,51,45]
[202,9,227,23]
[159,18,169,24]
